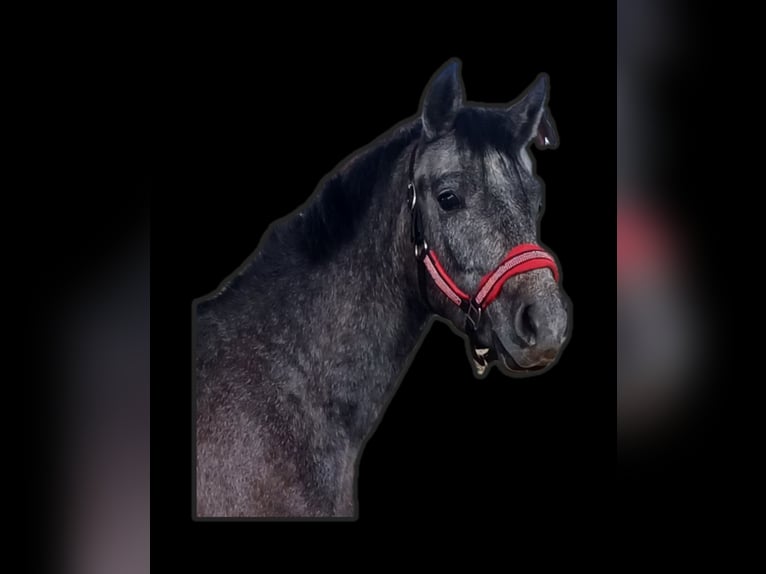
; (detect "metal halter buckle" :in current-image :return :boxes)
[465,300,482,331]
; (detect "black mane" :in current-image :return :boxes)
[267,120,422,266]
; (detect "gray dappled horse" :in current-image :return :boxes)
[195,60,570,518]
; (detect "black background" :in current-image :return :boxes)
[151,8,616,555]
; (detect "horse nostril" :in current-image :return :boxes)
[514,303,538,347]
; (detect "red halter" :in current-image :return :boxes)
[407,142,560,366]
[422,243,559,323]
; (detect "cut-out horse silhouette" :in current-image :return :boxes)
[194,59,570,518]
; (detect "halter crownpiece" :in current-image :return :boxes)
[407,143,560,370]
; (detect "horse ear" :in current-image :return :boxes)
[508,74,559,150]
[421,60,464,140]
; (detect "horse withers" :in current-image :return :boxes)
[194,60,570,518]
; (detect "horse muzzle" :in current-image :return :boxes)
[489,280,569,372]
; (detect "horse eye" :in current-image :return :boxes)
[437,191,462,211]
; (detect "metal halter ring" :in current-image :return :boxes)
[414,239,428,259]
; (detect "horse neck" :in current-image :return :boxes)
[353,145,423,309]
[335,138,427,342]
[300,141,429,439]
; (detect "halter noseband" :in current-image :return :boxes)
[406,142,560,369]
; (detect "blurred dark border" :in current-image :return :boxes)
[615,2,756,518]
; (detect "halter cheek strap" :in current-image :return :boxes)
[407,143,560,368]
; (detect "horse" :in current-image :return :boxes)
[194,59,570,518]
